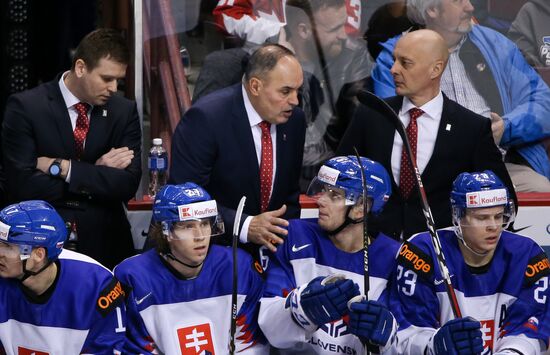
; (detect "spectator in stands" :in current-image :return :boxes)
[508,0,550,68]
[2,29,142,269]
[212,0,364,46]
[170,44,305,263]
[196,0,372,191]
[364,0,419,59]
[371,0,550,192]
[338,30,515,241]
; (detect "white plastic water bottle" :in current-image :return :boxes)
[148,138,168,197]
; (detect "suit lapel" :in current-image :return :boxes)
[46,79,76,157]
[84,105,109,161]
[386,97,403,186]
[232,87,262,205]
[272,121,288,204]
[422,95,456,177]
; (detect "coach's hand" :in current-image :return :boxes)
[95,147,134,169]
[248,205,288,252]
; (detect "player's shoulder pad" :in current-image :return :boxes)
[96,276,126,317]
[397,240,434,282]
[524,252,550,287]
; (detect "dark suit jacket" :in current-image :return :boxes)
[337,94,516,240]
[170,83,306,242]
[2,75,142,268]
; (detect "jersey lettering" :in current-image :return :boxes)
[524,253,550,286]
[397,241,434,282]
[177,323,216,354]
[96,278,126,317]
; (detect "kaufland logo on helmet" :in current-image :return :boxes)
[318,165,340,186]
[466,189,507,208]
[178,200,218,221]
[0,221,10,241]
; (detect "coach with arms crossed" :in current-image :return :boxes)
[2,29,141,268]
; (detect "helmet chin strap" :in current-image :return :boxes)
[164,252,203,269]
[19,259,53,282]
[326,206,362,236]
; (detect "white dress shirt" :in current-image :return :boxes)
[240,85,277,243]
[58,72,93,183]
[391,91,444,184]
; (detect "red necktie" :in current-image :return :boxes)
[259,121,273,212]
[74,102,90,159]
[399,107,424,198]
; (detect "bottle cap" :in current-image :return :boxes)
[152,138,162,146]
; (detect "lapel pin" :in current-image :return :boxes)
[283,133,287,141]
[476,63,486,72]
[446,124,452,131]
[102,109,107,117]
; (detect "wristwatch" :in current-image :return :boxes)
[48,159,63,177]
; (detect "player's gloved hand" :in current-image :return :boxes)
[428,317,483,355]
[288,274,359,332]
[346,295,396,347]
[301,275,360,325]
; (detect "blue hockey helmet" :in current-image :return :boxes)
[450,170,514,228]
[153,182,224,238]
[307,156,391,214]
[0,200,67,261]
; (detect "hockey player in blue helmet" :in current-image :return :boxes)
[393,170,550,354]
[259,156,401,354]
[114,182,268,354]
[0,200,125,353]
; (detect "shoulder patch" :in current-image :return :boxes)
[524,253,550,287]
[253,260,264,276]
[96,277,126,317]
[397,241,434,281]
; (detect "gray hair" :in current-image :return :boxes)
[244,43,295,81]
[407,0,441,25]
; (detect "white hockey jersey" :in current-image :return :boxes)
[259,219,400,354]
[114,245,268,354]
[394,229,550,354]
[0,249,126,354]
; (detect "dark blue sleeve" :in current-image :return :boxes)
[501,248,550,347]
[113,268,158,354]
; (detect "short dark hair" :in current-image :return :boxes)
[244,43,295,82]
[71,28,130,71]
[285,0,346,39]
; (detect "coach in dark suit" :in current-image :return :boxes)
[2,29,141,268]
[170,44,305,256]
[338,30,515,240]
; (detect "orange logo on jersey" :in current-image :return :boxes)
[97,280,125,310]
[18,347,49,355]
[525,257,550,278]
[480,320,495,351]
[177,323,215,354]
[399,243,431,273]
